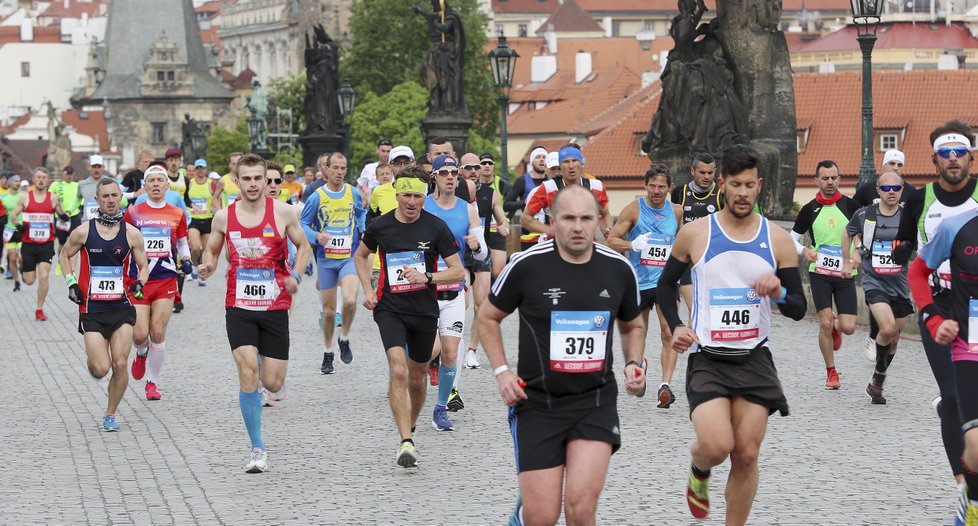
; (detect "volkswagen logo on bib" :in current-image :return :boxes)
[746,289,757,302]
[263,270,271,279]
[593,315,606,328]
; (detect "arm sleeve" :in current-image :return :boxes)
[774,267,806,321]
[789,230,806,256]
[469,225,488,261]
[524,185,546,215]
[176,237,191,260]
[909,256,945,339]
[656,256,690,331]
[353,190,366,233]
[893,189,924,265]
[299,193,321,246]
[504,177,526,215]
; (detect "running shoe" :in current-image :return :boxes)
[933,395,943,416]
[429,363,439,386]
[172,302,184,314]
[396,442,418,468]
[507,494,523,526]
[865,336,876,362]
[338,338,353,364]
[657,384,676,408]
[245,448,268,473]
[954,482,976,526]
[825,368,841,390]
[4,269,11,279]
[13,281,19,292]
[463,349,481,369]
[866,382,886,404]
[102,414,120,432]
[272,387,287,402]
[145,381,162,400]
[259,387,274,408]
[131,354,147,380]
[198,280,206,287]
[54,263,61,276]
[35,309,47,321]
[321,352,334,374]
[831,325,842,351]
[335,312,342,327]
[432,405,455,431]
[686,467,710,519]
[188,271,198,281]
[447,386,464,412]
[304,262,314,276]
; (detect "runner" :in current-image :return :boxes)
[300,152,365,374]
[186,159,214,286]
[842,171,913,404]
[77,156,108,224]
[790,160,860,389]
[198,153,311,473]
[50,165,82,276]
[892,120,978,493]
[366,149,410,288]
[10,167,70,320]
[607,163,683,408]
[124,165,194,401]
[478,184,646,526]
[656,144,807,524]
[423,155,488,428]
[2,176,22,291]
[59,177,148,431]
[353,166,465,467]
[503,148,549,249]
[281,164,303,205]
[671,153,724,318]
[212,152,243,210]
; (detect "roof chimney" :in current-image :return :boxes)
[938,52,959,70]
[20,19,32,42]
[531,54,557,83]
[575,50,591,83]
[544,23,557,53]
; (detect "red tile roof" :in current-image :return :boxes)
[61,109,108,150]
[0,25,61,44]
[797,22,978,52]
[196,0,223,17]
[492,0,560,14]
[573,0,852,13]
[581,83,660,184]
[231,68,257,89]
[38,0,105,21]
[536,0,603,34]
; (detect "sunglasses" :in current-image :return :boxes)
[462,164,481,171]
[481,160,494,166]
[877,184,902,192]
[437,168,459,176]
[266,178,282,184]
[936,146,971,159]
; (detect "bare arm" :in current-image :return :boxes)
[59,223,88,277]
[197,209,227,280]
[281,202,311,294]
[520,210,551,236]
[490,190,510,237]
[599,205,612,238]
[478,301,527,406]
[10,194,27,224]
[126,226,150,284]
[606,202,639,254]
[211,179,224,212]
[618,315,647,396]
[354,243,376,310]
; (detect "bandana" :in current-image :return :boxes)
[96,209,124,226]
[394,177,427,195]
[815,191,842,206]
[933,133,972,151]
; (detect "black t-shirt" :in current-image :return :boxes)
[488,241,641,409]
[852,179,917,208]
[361,210,459,318]
[122,169,144,195]
[671,183,723,225]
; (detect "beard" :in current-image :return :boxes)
[940,165,969,185]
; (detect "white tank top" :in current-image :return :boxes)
[690,214,777,356]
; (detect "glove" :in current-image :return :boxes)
[15,223,27,234]
[180,259,194,275]
[68,284,84,305]
[630,232,652,252]
[58,213,70,222]
[129,280,144,300]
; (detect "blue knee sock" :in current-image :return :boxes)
[239,390,264,450]
[437,363,455,406]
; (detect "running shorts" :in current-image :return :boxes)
[225,307,290,360]
[317,257,356,290]
[78,306,137,340]
[808,272,857,315]
[374,309,437,363]
[20,241,54,272]
[488,231,507,251]
[128,277,178,305]
[508,402,621,472]
[437,293,465,337]
[864,289,914,320]
[189,217,213,235]
[686,346,789,417]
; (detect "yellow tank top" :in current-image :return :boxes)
[222,174,240,208]
[188,178,213,219]
[315,184,355,260]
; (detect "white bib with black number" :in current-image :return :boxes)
[24,213,52,242]
[235,268,276,309]
[639,235,672,267]
[549,310,609,373]
[386,251,427,293]
[142,227,172,259]
[871,240,900,275]
[708,287,761,342]
[84,199,100,221]
[814,245,844,277]
[89,265,124,301]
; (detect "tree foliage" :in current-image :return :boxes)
[348,81,428,169]
[205,119,249,175]
[267,73,306,138]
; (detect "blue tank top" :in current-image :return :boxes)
[79,219,133,313]
[424,194,469,291]
[627,198,679,290]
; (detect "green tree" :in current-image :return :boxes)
[273,147,303,170]
[205,119,249,175]
[267,73,306,137]
[348,80,428,169]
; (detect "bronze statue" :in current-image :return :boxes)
[415,0,467,115]
[304,24,340,134]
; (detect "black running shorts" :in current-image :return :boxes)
[373,309,437,363]
[78,306,137,340]
[808,272,857,315]
[686,346,789,417]
[864,289,915,320]
[20,242,55,272]
[225,307,290,360]
[508,402,621,473]
[488,231,507,251]
[189,217,213,235]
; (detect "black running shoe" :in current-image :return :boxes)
[172,301,184,313]
[321,352,335,374]
[338,339,353,364]
[866,383,886,405]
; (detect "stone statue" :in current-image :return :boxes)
[45,102,72,176]
[246,80,269,151]
[303,24,340,134]
[180,113,194,158]
[415,0,467,115]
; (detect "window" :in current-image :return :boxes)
[157,71,165,81]
[971,131,978,150]
[518,24,527,37]
[20,62,29,77]
[880,133,898,151]
[167,71,174,81]
[612,21,621,37]
[152,123,165,144]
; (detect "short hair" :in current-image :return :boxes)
[394,166,431,185]
[317,153,331,167]
[377,138,393,147]
[32,167,49,177]
[229,152,244,160]
[930,119,972,145]
[877,171,904,185]
[95,176,120,196]
[375,162,392,173]
[303,166,315,175]
[645,163,672,185]
[430,136,451,147]
[553,184,600,215]
[265,161,283,175]
[720,145,760,177]
[325,152,346,167]
[691,152,716,169]
[814,159,839,177]
[136,149,154,161]
[234,153,267,177]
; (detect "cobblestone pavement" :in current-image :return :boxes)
[0,261,958,525]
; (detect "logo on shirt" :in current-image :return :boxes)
[599,289,610,298]
[759,242,768,249]
[417,241,431,250]
[112,245,124,257]
[543,288,565,305]
[262,224,275,237]
[707,205,716,213]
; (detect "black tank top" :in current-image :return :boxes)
[680,183,722,225]
[475,181,494,232]
[79,219,132,313]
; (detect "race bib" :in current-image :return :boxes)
[708,287,761,342]
[142,227,172,259]
[323,225,353,258]
[489,216,499,233]
[2,224,14,243]
[969,299,978,354]
[55,217,71,232]
[814,245,844,277]
[89,265,124,301]
[639,235,673,267]
[84,199,99,220]
[871,240,900,275]
[191,198,208,216]
[227,193,239,205]
[435,257,462,292]
[549,311,609,373]
[234,268,277,309]
[385,251,427,293]
[24,213,53,241]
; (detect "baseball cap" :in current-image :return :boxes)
[194,159,207,168]
[144,165,168,178]
[119,164,129,172]
[377,138,393,147]
[546,151,560,169]
[432,155,459,172]
[479,153,495,163]
[389,145,415,161]
[284,164,296,173]
[19,180,28,187]
[63,165,75,174]
[208,171,221,180]
[882,149,905,167]
[89,154,104,166]
[164,148,182,159]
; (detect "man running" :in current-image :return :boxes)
[657,144,807,524]
[2,176,23,291]
[607,163,683,408]
[671,153,724,317]
[60,177,149,431]
[50,165,82,275]
[852,149,916,207]
[842,171,912,404]
[11,167,70,320]
[505,148,550,251]
[300,152,365,374]
[198,153,311,473]
[186,159,215,286]
[353,166,465,468]
[790,160,860,389]
[478,184,646,526]
[124,164,194,401]
[424,155,488,429]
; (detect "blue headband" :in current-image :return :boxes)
[558,146,584,165]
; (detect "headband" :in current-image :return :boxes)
[143,165,169,183]
[933,133,972,151]
[394,177,427,195]
[558,146,584,165]
[530,147,548,162]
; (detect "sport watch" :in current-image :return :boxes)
[425,272,433,284]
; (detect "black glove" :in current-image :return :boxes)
[0,215,7,230]
[180,259,194,275]
[129,280,144,300]
[15,223,27,234]
[68,284,84,305]
[58,213,70,222]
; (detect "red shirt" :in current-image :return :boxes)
[524,177,609,242]
[22,191,56,244]
[225,198,293,312]
[124,201,189,282]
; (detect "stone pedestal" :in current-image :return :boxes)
[299,131,345,169]
[421,113,472,157]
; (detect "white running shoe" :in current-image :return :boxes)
[272,387,287,402]
[464,350,481,369]
[259,387,274,408]
[245,448,268,473]
[865,336,876,362]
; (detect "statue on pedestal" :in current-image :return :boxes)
[45,102,72,176]
[247,80,269,151]
[415,0,467,116]
[304,24,340,134]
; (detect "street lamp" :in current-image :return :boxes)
[338,77,357,182]
[190,125,205,160]
[488,35,519,180]
[852,0,884,186]
[247,105,263,154]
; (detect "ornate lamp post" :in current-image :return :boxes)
[488,35,519,179]
[852,0,884,186]
[190,125,205,160]
[246,106,263,155]
[338,77,357,182]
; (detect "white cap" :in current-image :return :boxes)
[882,149,905,166]
[546,151,560,169]
[208,171,221,180]
[389,145,414,161]
[89,154,104,166]
[19,180,28,187]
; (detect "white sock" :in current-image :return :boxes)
[146,340,166,383]
[134,339,149,358]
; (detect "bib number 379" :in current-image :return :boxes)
[549,311,609,373]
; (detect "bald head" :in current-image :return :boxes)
[876,170,903,206]
[460,153,481,181]
[552,185,600,258]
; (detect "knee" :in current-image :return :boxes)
[111,358,128,376]
[730,443,760,470]
[817,315,834,333]
[877,324,899,341]
[838,319,856,335]
[149,329,165,344]
[342,296,356,310]
[389,362,409,385]
[89,363,110,379]
[408,368,426,391]
[264,377,284,393]
[564,493,598,526]
[523,501,561,526]
[321,302,337,316]
[38,273,49,283]
[696,439,733,466]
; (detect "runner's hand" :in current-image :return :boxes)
[67,284,84,305]
[496,370,527,406]
[402,266,427,285]
[935,319,959,345]
[630,232,653,252]
[180,259,194,275]
[197,262,215,281]
[283,276,299,295]
[15,223,26,234]
[498,223,510,237]
[624,361,647,397]
[802,247,817,263]
[128,280,144,301]
[671,326,700,354]
[751,274,782,299]
[362,292,377,310]
[842,258,854,277]
[464,234,479,250]
[316,232,332,246]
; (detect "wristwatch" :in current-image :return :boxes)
[425,272,433,284]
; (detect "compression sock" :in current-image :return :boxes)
[146,340,166,383]
[437,364,455,406]
[401,438,414,446]
[134,339,149,358]
[691,463,711,479]
[239,390,264,450]
[873,342,891,386]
